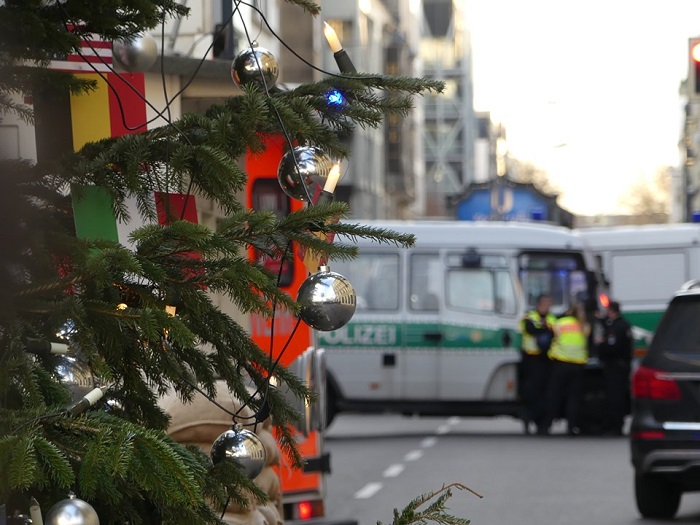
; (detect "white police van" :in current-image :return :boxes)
[577,223,700,356]
[321,220,601,426]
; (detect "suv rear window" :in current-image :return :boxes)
[651,296,700,354]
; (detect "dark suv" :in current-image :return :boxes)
[630,281,700,519]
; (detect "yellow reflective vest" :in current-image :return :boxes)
[548,315,588,364]
[520,311,556,356]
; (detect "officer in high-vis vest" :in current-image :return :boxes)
[519,294,556,434]
[540,301,590,435]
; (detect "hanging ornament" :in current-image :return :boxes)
[210,424,266,479]
[55,354,95,402]
[112,32,158,72]
[277,146,334,202]
[297,266,356,331]
[52,320,101,403]
[231,43,279,90]
[45,493,99,525]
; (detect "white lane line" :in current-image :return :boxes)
[354,482,383,499]
[436,424,451,435]
[383,464,405,478]
[420,436,438,448]
[447,416,462,425]
[404,449,423,461]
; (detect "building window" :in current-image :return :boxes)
[477,116,491,139]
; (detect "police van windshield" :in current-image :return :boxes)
[519,252,588,314]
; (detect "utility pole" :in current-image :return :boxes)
[684,38,700,221]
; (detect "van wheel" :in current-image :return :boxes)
[635,473,681,519]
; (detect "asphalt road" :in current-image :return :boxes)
[322,414,700,525]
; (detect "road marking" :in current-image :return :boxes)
[447,416,462,425]
[404,449,423,461]
[383,464,405,478]
[420,436,438,448]
[355,482,383,499]
[436,424,451,435]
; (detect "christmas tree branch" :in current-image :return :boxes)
[381,483,482,525]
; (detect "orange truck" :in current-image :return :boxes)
[246,135,347,524]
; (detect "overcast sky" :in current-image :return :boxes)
[467,0,700,215]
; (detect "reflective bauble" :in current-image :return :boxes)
[112,33,158,72]
[297,266,356,331]
[46,494,99,525]
[210,427,266,479]
[55,355,95,401]
[231,46,279,89]
[277,146,334,202]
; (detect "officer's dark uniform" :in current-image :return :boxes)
[520,309,555,434]
[598,306,633,435]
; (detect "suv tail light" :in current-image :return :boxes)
[632,365,682,400]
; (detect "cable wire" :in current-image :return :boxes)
[237,0,382,81]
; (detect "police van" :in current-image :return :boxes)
[577,223,700,356]
[321,220,602,426]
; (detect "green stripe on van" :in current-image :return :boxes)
[319,322,403,347]
[317,321,520,350]
[624,310,663,334]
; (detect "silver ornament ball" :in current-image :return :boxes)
[210,427,266,479]
[297,266,356,331]
[231,46,279,89]
[46,494,99,525]
[277,146,334,201]
[112,33,158,72]
[55,355,95,401]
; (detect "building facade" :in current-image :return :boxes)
[0,2,430,222]
[681,95,700,223]
[321,0,425,219]
[680,39,700,223]
[420,0,476,217]
[473,111,503,184]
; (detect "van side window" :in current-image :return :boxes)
[495,270,517,315]
[446,269,495,313]
[410,253,441,311]
[331,253,399,311]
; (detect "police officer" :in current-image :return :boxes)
[519,294,556,434]
[540,301,589,435]
[597,300,633,436]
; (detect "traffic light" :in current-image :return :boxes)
[689,37,700,99]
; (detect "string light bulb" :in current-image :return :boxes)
[323,22,343,53]
[323,163,341,195]
[322,21,357,73]
[326,89,346,107]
